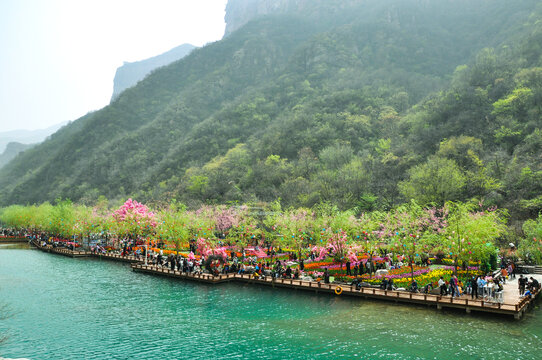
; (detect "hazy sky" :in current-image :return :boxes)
[0,0,228,132]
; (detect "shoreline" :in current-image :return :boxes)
[25,239,541,320]
[0,238,29,243]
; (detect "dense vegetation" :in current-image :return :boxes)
[0,199,512,270]
[0,0,540,237]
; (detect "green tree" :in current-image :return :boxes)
[438,201,508,273]
[399,156,466,205]
[520,213,542,264]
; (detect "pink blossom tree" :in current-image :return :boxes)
[111,199,157,242]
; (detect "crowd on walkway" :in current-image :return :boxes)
[7,227,542,304]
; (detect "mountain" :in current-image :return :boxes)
[0,142,35,169]
[0,0,541,222]
[110,43,196,102]
[0,122,67,153]
[223,0,360,37]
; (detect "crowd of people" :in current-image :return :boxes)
[1,228,27,237]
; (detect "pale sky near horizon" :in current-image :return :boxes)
[0,0,228,132]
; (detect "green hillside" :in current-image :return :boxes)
[0,142,34,169]
[1,0,541,224]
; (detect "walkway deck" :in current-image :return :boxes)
[92,252,141,263]
[31,240,91,258]
[131,264,540,319]
[29,240,540,319]
[30,240,140,261]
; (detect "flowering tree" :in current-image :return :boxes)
[111,199,157,242]
[196,237,228,260]
[326,209,359,267]
[327,231,349,266]
[214,206,243,234]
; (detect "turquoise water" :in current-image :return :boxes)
[1,245,541,360]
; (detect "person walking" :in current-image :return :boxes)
[449,276,456,297]
[453,275,460,297]
[346,260,351,276]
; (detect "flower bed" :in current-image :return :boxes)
[304,261,334,270]
[440,258,481,266]
[333,268,483,288]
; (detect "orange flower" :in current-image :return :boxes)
[304,261,333,270]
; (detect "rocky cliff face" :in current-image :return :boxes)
[223,0,362,37]
[111,43,196,102]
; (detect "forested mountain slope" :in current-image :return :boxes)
[0,0,540,223]
[0,142,34,169]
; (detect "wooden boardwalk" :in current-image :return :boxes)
[30,240,139,262]
[92,252,141,263]
[28,240,540,319]
[31,240,91,258]
[132,264,540,319]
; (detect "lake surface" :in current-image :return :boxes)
[1,244,541,359]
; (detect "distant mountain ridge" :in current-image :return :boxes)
[110,43,196,102]
[0,122,67,153]
[223,0,361,37]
